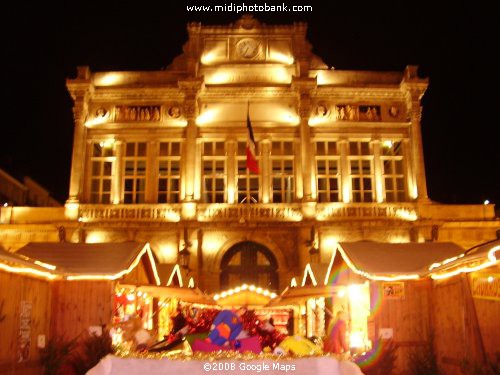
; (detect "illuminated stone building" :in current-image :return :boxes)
[0,169,60,207]
[0,16,498,293]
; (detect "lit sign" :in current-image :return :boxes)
[382,282,405,300]
[471,273,499,301]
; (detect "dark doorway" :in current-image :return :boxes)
[220,241,278,291]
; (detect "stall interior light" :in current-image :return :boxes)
[213,284,277,301]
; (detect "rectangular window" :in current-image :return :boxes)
[158,141,182,203]
[237,141,259,203]
[381,141,406,202]
[315,141,340,202]
[202,141,226,203]
[270,141,294,203]
[349,141,373,202]
[89,142,115,203]
[123,142,148,204]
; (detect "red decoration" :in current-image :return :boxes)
[241,310,286,350]
[182,306,287,350]
[184,306,219,333]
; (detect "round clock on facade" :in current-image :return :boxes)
[236,38,260,59]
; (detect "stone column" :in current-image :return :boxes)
[179,79,204,203]
[179,79,204,221]
[401,66,429,202]
[293,78,317,202]
[66,66,93,204]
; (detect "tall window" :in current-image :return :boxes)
[158,142,181,203]
[315,141,340,202]
[271,141,295,203]
[220,241,278,291]
[349,141,373,202]
[381,141,405,202]
[90,142,115,203]
[124,142,147,203]
[237,141,259,203]
[202,141,225,203]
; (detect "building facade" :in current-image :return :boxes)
[0,16,498,292]
[0,169,60,207]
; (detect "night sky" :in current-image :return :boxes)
[2,1,498,206]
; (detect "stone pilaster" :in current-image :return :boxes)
[401,65,429,202]
[292,77,317,202]
[66,66,93,204]
[179,78,204,203]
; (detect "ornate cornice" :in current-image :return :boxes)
[200,87,296,99]
[92,88,184,101]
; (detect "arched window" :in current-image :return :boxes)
[220,241,278,291]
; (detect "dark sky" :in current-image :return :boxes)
[2,1,498,205]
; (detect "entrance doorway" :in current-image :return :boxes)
[220,241,278,291]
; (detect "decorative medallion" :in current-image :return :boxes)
[316,103,329,117]
[95,108,108,118]
[236,38,260,59]
[388,106,400,118]
[167,105,181,118]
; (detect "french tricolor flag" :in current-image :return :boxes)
[246,111,259,174]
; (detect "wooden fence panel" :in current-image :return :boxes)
[0,270,50,374]
[370,280,432,374]
[431,277,466,373]
[50,280,114,340]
